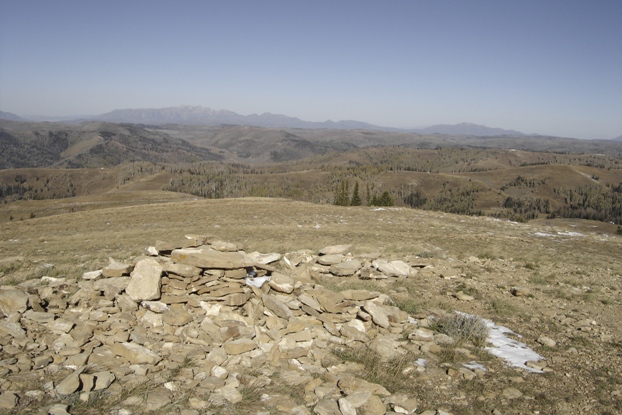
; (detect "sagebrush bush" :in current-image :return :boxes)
[433,313,489,347]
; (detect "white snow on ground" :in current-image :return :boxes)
[245,275,271,288]
[532,231,585,238]
[451,312,544,373]
[483,318,545,373]
[557,231,584,236]
[463,361,487,371]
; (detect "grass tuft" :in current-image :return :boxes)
[331,345,420,393]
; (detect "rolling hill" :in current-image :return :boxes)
[0,110,23,121]
[0,120,222,169]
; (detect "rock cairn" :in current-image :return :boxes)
[0,236,455,415]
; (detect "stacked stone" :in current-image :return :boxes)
[0,236,436,414]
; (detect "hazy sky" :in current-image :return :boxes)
[1,1,621,139]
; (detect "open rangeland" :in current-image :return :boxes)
[0,193,621,415]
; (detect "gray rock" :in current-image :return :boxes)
[93,371,116,390]
[511,287,530,297]
[262,294,294,319]
[537,336,556,347]
[125,258,163,302]
[268,272,295,293]
[373,260,412,277]
[223,338,257,355]
[56,368,84,395]
[317,254,345,266]
[47,404,71,415]
[319,245,353,255]
[110,342,162,365]
[455,291,474,301]
[338,397,357,415]
[141,300,169,313]
[0,392,18,410]
[314,398,342,415]
[82,270,102,280]
[211,240,243,252]
[0,287,29,316]
[0,320,27,340]
[363,300,390,329]
[359,394,386,415]
[248,251,282,264]
[102,257,134,278]
[329,260,362,276]
[502,387,523,399]
[162,305,193,326]
[145,388,171,411]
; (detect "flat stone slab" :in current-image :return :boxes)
[319,245,353,255]
[329,260,362,276]
[102,257,133,277]
[171,248,255,269]
[373,259,412,277]
[0,288,29,316]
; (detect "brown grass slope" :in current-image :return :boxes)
[1,196,621,414]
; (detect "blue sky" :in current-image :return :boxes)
[1,0,621,139]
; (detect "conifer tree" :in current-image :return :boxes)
[351,181,362,206]
[334,180,350,206]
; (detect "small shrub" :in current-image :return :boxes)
[478,251,497,260]
[432,313,489,347]
[489,299,517,316]
[391,297,423,315]
[524,262,538,270]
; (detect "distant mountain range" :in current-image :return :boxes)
[612,135,622,142]
[415,122,526,137]
[88,106,527,137]
[3,105,617,139]
[91,106,402,132]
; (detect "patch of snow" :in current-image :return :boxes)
[451,312,544,373]
[557,231,584,237]
[483,318,544,373]
[533,232,555,237]
[462,361,487,371]
[245,276,271,288]
[416,358,427,367]
[532,231,584,238]
[371,207,386,211]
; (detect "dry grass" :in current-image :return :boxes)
[1,194,622,414]
[331,345,421,394]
